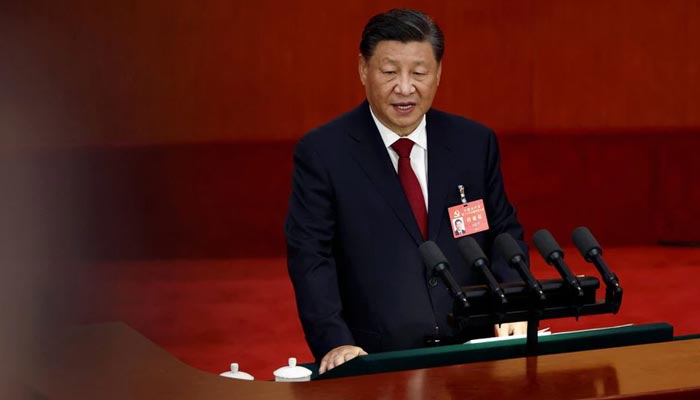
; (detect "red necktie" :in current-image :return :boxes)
[391,138,428,239]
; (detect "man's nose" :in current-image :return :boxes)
[394,73,416,95]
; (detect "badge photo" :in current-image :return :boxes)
[447,199,489,239]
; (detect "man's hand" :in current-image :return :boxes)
[494,321,528,336]
[319,345,368,374]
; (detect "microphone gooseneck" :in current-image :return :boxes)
[457,237,507,304]
[494,233,546,301]
[532,229,584,297]
[572,226,622,294]
[419,241,469,309]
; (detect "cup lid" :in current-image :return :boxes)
[220,363,254,380]
[273,357,312,379]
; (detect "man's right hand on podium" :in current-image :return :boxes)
[319,345,368,374]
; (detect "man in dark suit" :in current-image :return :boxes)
[286,9,527,374]
[454,219,466,236]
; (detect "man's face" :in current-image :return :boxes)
[455,220,463,230]
[359,40,441,136]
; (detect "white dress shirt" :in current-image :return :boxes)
[369,105,429,209]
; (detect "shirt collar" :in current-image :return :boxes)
[369,104,428,151]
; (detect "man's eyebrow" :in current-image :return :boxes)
[378,57,399,65]
[378,58,429,66]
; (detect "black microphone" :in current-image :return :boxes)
[532,229,584,297]
[457,237,507,305]
[419,241,469,309]
[494,233,546,301]
[572,227,622,294]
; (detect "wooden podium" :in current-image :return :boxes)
[305,323,676,379]
[28,322,700,399]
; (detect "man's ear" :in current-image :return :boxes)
[436,62,442,86]
[358,54,368,86]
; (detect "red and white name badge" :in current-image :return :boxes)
[448,199,489,239]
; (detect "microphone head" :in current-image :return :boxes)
[494,233,525,263]
[532,229,563,264]
[418,241,449,275]
[572,226,602,261]
[457,236,488,267]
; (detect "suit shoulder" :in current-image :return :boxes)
[427,108,497,149]
[298,104,366,148]
[428,108,494,137]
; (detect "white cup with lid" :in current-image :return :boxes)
[273,357,312,382]
[220,363,254,381]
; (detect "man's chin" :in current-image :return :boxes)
[388,118,421,134]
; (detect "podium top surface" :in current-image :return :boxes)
[28,322,700,400]
[309,322,676,379]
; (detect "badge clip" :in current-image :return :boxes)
[457,185,467,204]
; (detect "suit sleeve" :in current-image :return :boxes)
[285,138,355,361]
[483,131,529,282]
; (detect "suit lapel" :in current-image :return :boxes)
[427,112,460,240]
[346,103,425,245]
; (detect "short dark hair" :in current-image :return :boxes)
[360,9,445,62]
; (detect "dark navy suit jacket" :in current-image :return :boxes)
[286,102,526,361]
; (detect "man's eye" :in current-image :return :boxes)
[414,72,426,76]
[382,71,397,75]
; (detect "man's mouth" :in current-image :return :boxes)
[392,103,416,113]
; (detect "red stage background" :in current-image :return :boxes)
[3,1,700,146]
[3,0,698,253]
